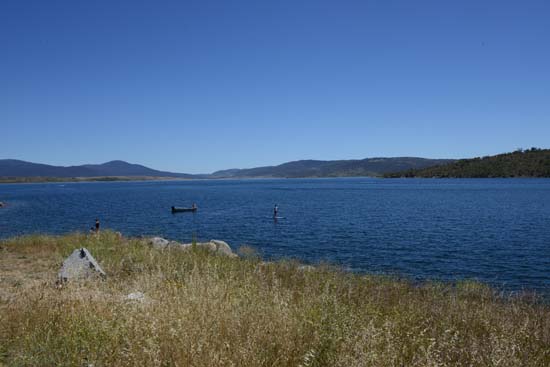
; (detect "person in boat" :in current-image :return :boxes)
[273,204,278,218]
[192,203,197,210]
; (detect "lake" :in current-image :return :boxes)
[1,178,549,293]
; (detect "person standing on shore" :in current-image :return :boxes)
[95,219,100,233]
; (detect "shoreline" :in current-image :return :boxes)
[0,231,547,298]
[1,231,549,365]
[3,175,550,185]
[0,176,196,184]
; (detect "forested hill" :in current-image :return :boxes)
[210,157,455,178]
[384,149,550,178]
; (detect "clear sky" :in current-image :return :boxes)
[1,0,549,173]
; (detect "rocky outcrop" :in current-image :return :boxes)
[0,202,5,208]
[58,248,106,282]
[148,237,170,249]
[210,240,237,257]
[146,237,237,257]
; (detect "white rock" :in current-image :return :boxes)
[201,242,218,252]
[58,248,106,281]
[167,240,184,248]
[148,237,170,249]
[177,243,193,250]
[210,240,238,257]
[147,237,237,257]
[126,292,145,302]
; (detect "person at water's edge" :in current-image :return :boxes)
[95,219,100,233]
[273,204,278,218]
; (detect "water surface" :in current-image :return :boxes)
[1,178,549,293]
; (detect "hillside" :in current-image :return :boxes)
[211,157,455,178]
[1,157,454,181]
[5,151,549,181]
[0,159,195,179]
[385,148,550,178]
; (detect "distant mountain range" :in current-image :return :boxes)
[0,157,454,181]
[0,160,195,179]
[210,158,455,178]
[3,149,549,181]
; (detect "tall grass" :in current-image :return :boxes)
[1,231,549,366]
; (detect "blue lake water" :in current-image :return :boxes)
[1,178,549,293]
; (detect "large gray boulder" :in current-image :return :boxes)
[179,240,237,257]
[148,237,170,249]
[146,237,237,257]
[146,237,182,250]
[210,240,238,257]
[193,241,217,252]
[58,248,106,282]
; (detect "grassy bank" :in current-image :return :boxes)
[1,232,549,366]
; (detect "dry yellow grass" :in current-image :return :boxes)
[1,231,549,366]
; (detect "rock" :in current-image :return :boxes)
[181,240,237,257]
[167,240,184,248]
[175,241,216,252]
[148,237,170,249]
[0,202,5,207]
[126,292,145,302]
[146,237,237,257]
[58,248,106,282]
[175,243,192,250]
[210,240,238,257]
[199,241,217,252]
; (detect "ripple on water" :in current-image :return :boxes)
[1,178,550,293]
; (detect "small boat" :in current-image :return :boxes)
[171,206,197,213]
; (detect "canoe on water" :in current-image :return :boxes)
[171,206,197,213]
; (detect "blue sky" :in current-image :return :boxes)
[1,0,549,173]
